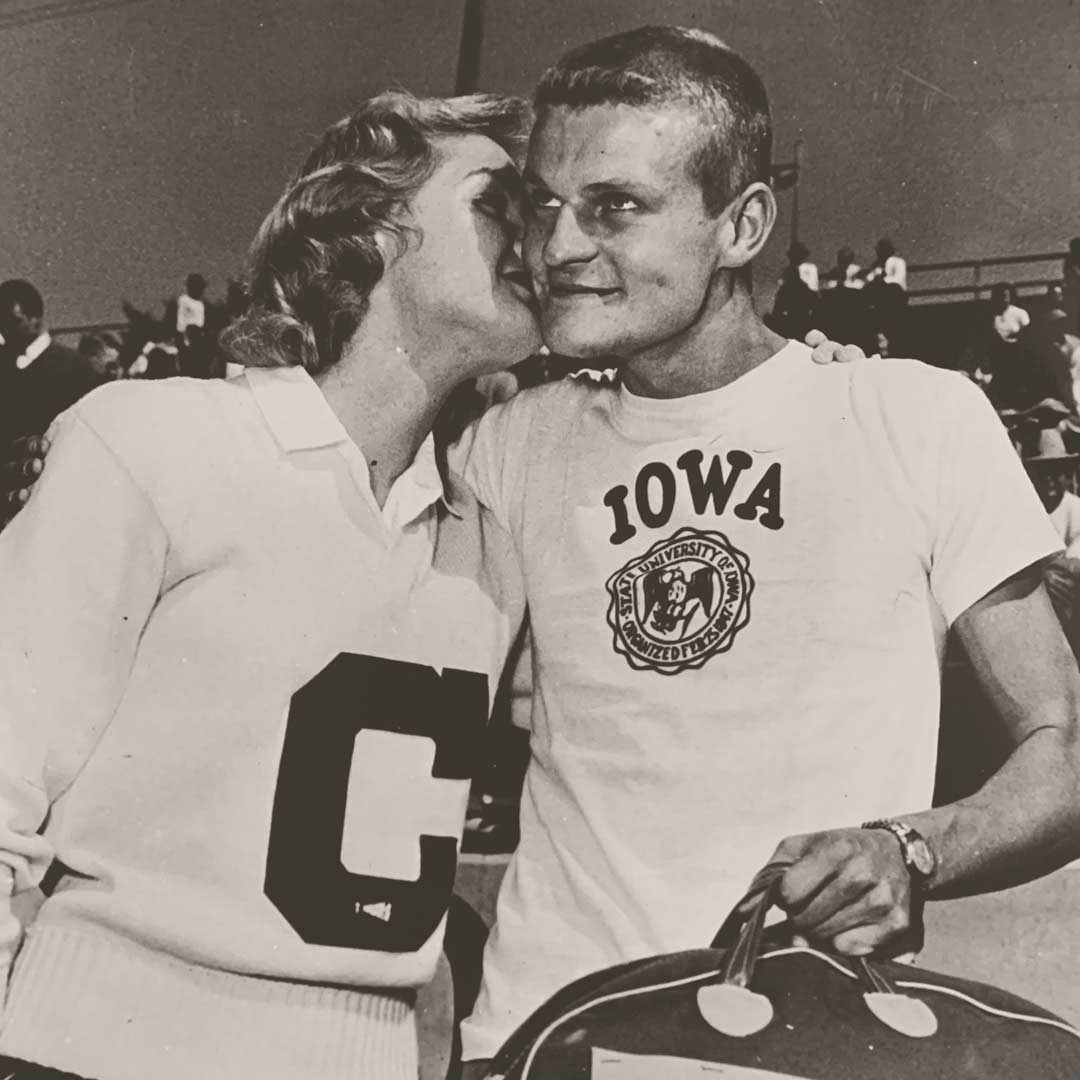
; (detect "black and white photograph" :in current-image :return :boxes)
[1,2,1079,1078]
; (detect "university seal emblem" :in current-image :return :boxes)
[605,527,754,675]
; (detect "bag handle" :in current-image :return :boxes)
[710,860,907,999]
[709,861,787,988]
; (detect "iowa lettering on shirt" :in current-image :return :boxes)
[602,449,783,545]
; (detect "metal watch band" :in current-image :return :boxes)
[861,818,937,889]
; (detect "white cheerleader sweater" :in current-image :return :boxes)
[0,367,524,1080]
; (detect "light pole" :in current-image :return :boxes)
[790,139,803,245]
[455,0,486,94]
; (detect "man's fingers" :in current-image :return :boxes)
[804,329,827,348]
[737,857,796,914]
[776,834,859,914]
[12,434,50,456]
[740,837,815,911]
[808,337,867,365]
[799,878,906,943]
[1,439,46,488]
[783,859,875,930]
[829,922,892,957]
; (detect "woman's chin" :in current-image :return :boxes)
[494,322,544,366]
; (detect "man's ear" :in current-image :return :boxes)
[718,182,777,269]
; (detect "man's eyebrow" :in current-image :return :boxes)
[522,169,656,198]
[582,179,663,201]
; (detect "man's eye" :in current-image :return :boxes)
[527,190,561,212]
[598,195,640,213]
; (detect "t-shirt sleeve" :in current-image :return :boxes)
[446,389,546,534]
[929,375,1062,624]
[0,405,166,998]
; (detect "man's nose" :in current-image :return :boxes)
[542,204,597,267]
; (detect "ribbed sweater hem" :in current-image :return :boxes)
[0,924,418,1080]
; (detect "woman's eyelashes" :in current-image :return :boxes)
[474,182,523,229]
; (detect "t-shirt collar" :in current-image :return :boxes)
[611,340,804,441]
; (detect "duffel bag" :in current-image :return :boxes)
[484,864,1080,1079]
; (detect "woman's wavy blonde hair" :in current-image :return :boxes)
[221,91,530,374]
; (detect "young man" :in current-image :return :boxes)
[455,26,1080,1072]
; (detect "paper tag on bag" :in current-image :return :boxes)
[591,1047,816,1080]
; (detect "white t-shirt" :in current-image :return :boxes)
[453,342,1060,1059]
[0,367,525,1080]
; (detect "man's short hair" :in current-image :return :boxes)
[0,279,44,319]
[534,25,772,216]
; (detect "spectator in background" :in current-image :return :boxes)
[821,245,864,291]
[984,287,1075,412]
[771,240,818,339]
[785,240,819,292]
[0,279,103,461]
[862,238,908,349]
[1025,427,1080,656]
[126,341,178,379]
[818,245,868,348]
[992,283,1030,344]
[175,272,207,346]
[1063,237,1080,335]
[1024,306,1080,412]
[863,236,907,291]
[981,284,1040,410]
[224,280,250,325]
[78,333,123,380]
[1041,282,1066,318]
[175,324,227,380]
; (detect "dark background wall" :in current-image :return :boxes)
[0,0,1076,326]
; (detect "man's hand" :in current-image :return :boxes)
[804,329,872,365]
[0,434,48,528]
[761,827,915,956]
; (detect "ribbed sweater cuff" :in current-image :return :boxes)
[0,924,417,1080]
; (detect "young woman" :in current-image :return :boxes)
[0,91,539,1080]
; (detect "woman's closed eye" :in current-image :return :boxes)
[474,184,514,223]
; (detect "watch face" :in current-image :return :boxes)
[909,838,936,878]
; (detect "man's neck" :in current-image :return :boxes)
[620,289,787,399]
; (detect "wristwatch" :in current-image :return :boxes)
[861,819,937,892]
